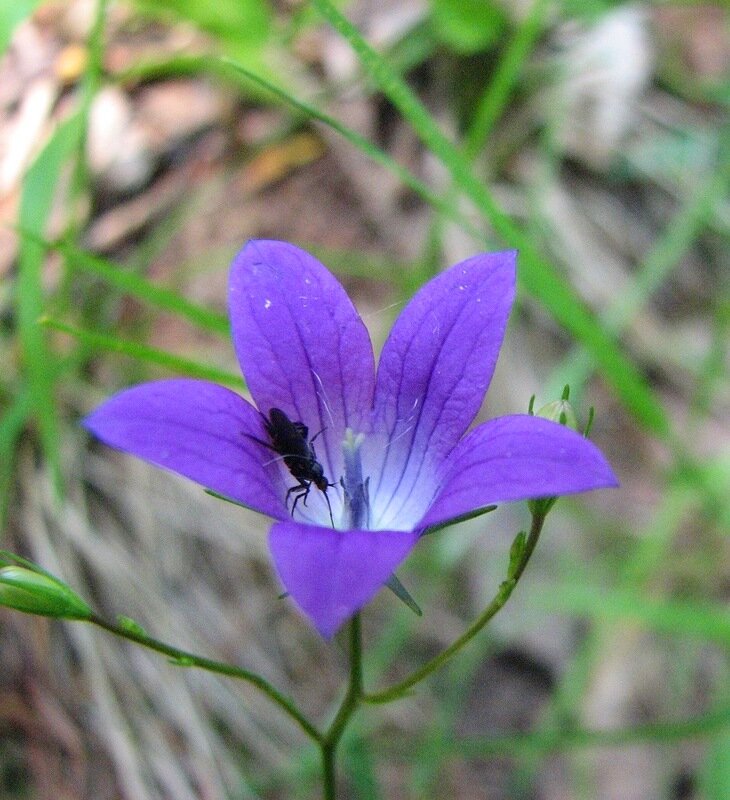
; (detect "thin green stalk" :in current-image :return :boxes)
[464,0,548,160]
[57,0,108,326]
[42,318,245,389]
[539,586,730,646]
[217,57,483,245]
[0,388,33,526]
[69,0,107,206]
[17,113,83,497]
[34,234,229,335]
[88,613,322,743]
[422,0,548,279]
[387,702,730,758]
[321,614,363,800]
[547,129,730,399]
[364,512,545,704]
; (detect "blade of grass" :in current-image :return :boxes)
[67,0,107,219]
[547,130,730,399]
[32,234,229,335]
[421,0,548,283]
[342,733,382,800]
[310,0,669,438]
[0,388,33,527]
[15,0,107,497]
[449,702,730,758]
[42,318,244,389]
[218,57,483,245]
[533,583,730,647]
[17,112,84,495]
[701,724,730,800]
[464,0,548,159]
[132,0,272,70]
[0,0,43,56]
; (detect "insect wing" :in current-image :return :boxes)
[292,421,309,439]
[266,408,312,462]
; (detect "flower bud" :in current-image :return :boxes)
[0,566,92,620]
[535,399,579,431]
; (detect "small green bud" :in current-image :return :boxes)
[535,399,579,430]
[508,531,527,579]
[0,566,92,620]
[168,655,195,667]
[117,615,147,637]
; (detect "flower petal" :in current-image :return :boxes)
[369,251,516,529]
[229,240,375,482]
[84,379,286,520]
[420,415,619,531]
[269,522,419,638]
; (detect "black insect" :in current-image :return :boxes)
[250,408,336,527]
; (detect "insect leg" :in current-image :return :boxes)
[289,481,311,516]
[322,488,335,529]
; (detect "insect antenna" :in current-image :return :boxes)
[261,454,290,468]
[311,369,336,431]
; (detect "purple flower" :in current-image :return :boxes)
[85,241,618,638]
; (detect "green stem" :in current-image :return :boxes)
[464,0,548,161]
[364,513,546,704]
[71,0,107,201]
[88,614,321,743]
[321,614,363,799]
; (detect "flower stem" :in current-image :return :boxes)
[363,511,547,704]
[88,614,322,742]
[321,614,363,799]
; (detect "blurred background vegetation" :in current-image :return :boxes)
[0,0,728,798]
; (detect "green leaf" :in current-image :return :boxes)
[547,130,730,400]
[343,733,383,800]
[431,0,507,54]
[133,0,272,70]
[138,0,270,42]
[0,550,55,574]
[464,0,548,158]
[451,702,730,757]
[203,489,267,519]
[168,654,195,667]
[0,0,43,57]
